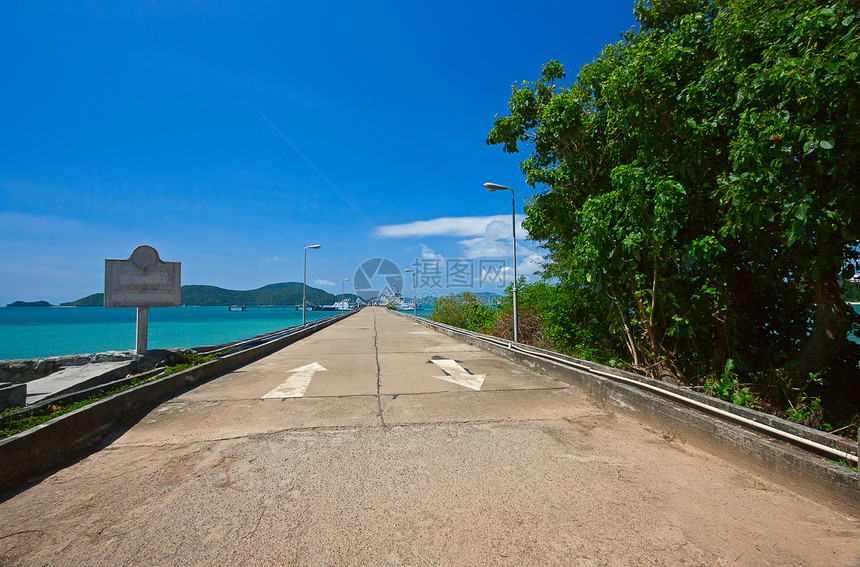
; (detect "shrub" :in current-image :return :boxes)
[428,292,497,333]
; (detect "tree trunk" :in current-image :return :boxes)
[631,283,682,381]
[614,301,642,370]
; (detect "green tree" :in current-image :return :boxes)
[487,0,860,406]
[428,292,498,333]
[493,279,628,365]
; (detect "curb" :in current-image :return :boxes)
[0,310,355,495]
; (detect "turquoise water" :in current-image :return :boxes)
[853,304,860,344]
[3,304,845,361]
[0,306,342,360]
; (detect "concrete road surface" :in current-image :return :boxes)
[1,307,859,566]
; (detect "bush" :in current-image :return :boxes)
[428,292,497,333]
[494,279,629,365]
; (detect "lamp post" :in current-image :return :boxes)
[483,182,518,342]
[342,277,350,309]
[303,244,321,324]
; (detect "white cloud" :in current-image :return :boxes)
[518,251,544,277]
[458,236,512,259]
[314,279,335,287]
[420,244,443,260]
[481,218,517,240]
[375,215,528,239]
[457,219,539,261]
[376,214,543,284]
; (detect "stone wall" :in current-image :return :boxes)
[0,350,191,384]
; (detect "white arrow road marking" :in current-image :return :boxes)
[430,359,485,391]
[262,362,328,399]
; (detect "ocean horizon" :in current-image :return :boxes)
[1,304,853,362]
[0,305,361,361]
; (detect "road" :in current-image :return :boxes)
[1,307,859,566]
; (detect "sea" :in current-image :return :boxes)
[0,306,358,361]
[0,304,851,361]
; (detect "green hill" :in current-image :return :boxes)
[6,300,54,307]
[60,282,357,307]
[62,294,103,307]
[180,282,336,306]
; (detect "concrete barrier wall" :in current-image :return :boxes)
[0,383,26,412]
[0,354,130,384]
[0,311,354,495]
[404,313,860,511]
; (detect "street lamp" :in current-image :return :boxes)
[484,182,518,342]
[303,244,321,324]
[342,277,350,309]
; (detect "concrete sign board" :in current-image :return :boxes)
[105,245,181,308]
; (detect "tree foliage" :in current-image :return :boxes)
[492,280,629,365]
[428,292,498,333]
[487,0,860,418]
[429,282,629,366]
[844,280,860,303]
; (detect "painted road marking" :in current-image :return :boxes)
[430,359,485,390]
[262,362,327,399]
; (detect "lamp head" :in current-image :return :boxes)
[306,244,321,250]
[483,182,511,192]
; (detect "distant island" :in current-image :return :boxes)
[9,283,498,308]
[6,300,53,308]
[57,282,352,308]
[8,281,857,308]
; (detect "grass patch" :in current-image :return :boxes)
[0,353,217,440]
[0,404,24,418]
[0,374,156,439]
[0,398,100,438]
[835,458,859,473]
[160,353,216,376]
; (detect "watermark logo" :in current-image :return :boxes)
[352,257,508,302]
[353,258,404,301]
[409,258,508,290]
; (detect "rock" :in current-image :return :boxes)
[0,348,197,384]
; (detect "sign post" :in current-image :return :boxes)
[104,245,181,354]
[136,307,149,353]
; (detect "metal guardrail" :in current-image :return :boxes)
[194,308,359,354]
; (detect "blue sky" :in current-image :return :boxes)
[1,1,638,305]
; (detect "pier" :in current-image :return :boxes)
[227,305,295,311]
[0,307,858,566]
